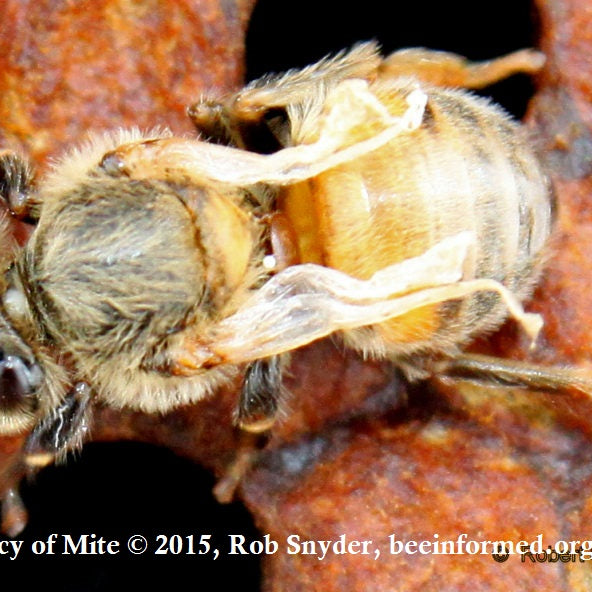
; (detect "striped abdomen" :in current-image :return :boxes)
[280,81,554,358]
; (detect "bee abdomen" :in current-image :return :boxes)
[417,87,553,347]
[312,83,553,358]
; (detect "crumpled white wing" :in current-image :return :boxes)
[185,232,542,366]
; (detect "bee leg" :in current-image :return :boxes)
[379,48,545,89]
[194,43,380,125]
[23,381,92,469]
[0,151,37,222]
[236,356,287,433]
[1,487,28,537]
[212,431,269,504]
[189,45,383,152]
[439,353,592,396]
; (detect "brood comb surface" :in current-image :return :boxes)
[2,1,592,589]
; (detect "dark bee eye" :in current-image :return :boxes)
[1,355,37,398]
[0,353,42,434]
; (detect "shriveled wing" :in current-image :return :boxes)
[172,232,542,370]
[102,81,427,188]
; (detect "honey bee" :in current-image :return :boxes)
[0,42,584,484]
